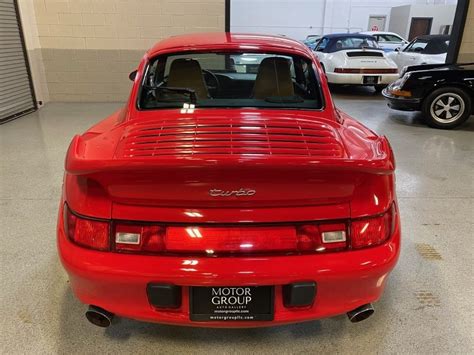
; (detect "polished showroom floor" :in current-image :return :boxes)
[1,88,473,354]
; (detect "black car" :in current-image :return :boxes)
[383,63,474,129]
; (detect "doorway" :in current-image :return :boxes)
[0,0,37,123]
[408,17,433,41]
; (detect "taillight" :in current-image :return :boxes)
[116,224,349,254]
[63,204,396,254]
[335,68,359,73]
[63,204,110,251]
[114,223,165,252]
[334,68,398,74]
[351,205,395,249]
[165,226,297,253]
[297,223,347,252]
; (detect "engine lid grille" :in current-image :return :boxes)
[346,51,384,57]
[117,117,346,158]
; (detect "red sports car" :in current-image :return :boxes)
[58,33,400,328]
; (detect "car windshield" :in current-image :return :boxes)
[378,34,403,42]
[305,36,320,44]
[139,52,323,110]
[405,38,449,54]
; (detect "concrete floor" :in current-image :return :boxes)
[1,89,473,354]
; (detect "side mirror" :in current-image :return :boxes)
[129,69,137,81]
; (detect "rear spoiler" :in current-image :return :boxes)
[65,134,395,175]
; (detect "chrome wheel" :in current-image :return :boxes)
[429,93,465,124]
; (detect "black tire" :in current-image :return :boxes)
[374,85,386,93]
[421,87,472,129]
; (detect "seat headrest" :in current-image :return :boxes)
[167,58,208,99]
[253,57,295,99]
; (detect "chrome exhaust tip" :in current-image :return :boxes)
[347,303,374,323]
[85,305,114,327]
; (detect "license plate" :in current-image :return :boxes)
[190,286,274,321]
[363,76,379,84]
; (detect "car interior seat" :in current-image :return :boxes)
[360,39,369,48]
[253,57,295,99]
[167,58,209,99]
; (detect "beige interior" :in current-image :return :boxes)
[253,57,295,99]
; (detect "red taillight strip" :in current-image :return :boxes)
[165,226,298,253]
[63,203,396,254]
[334,68,398,74]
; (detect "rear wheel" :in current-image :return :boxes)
[422,87,472,129]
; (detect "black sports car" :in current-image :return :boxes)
[383,63,474,129]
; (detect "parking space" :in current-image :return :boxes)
[1,95,472,353]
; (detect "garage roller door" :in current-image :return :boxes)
[0,0,36,123]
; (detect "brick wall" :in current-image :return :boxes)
[26,0,225,102]
[458,2,473,63]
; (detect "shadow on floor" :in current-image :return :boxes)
[329,85,380,98]
[388,111,474,131]
[55,284,358,352]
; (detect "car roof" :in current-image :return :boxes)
[322,33,376,39]
[148,32,309,57]
[360,31,401,36]
[415,34,450,41]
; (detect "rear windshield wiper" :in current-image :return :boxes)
[145,86,197,104]
[264,95,304,103]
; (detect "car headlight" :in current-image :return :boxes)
[388,72,412,97]
[398,72,411,87]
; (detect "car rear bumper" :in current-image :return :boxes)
[326,72,399,85]
[382,88,422,111]
[58,215,401,328]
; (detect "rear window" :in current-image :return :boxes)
[326,37,379,52]
[138,52,323,110]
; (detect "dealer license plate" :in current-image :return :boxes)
[190,286,274,321]
[363,76,379,84]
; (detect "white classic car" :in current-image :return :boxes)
[360,31,408,52]
[313,34,399,92]
[387,35,450,71]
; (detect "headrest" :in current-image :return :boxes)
[167,58,208,99]
[253,57,295,99]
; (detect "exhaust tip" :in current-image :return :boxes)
[85,305,114,327]
[347,303,374,323]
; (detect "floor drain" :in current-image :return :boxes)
[414,291,441,308]
[415,243,442,260]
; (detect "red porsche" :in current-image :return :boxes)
[57,33,400,328]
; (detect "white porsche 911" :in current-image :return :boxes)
[313,34,399,92]
[386,35,450,72]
